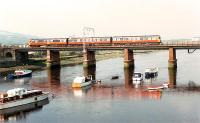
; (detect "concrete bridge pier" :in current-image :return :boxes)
[47,50,60,68]
[124,49,134,68]
[83,49,96,68]
[168,48,177,68]
[15,51,29,65]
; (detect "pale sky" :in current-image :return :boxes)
[0,0,200,39]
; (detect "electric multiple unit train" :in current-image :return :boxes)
[28,35,161,47]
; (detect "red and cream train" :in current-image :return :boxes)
[28,35,161,47]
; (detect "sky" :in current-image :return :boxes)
[0,0,200,39]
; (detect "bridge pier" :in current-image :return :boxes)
[124,67,134,88]
[47,50,60,68]
[83,49,96,68]
[124,49,134,68]
[15,51,29,65]
[168,68,177,88]
[168,48,177,68]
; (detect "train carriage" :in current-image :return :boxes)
[28,39,47,47]
[112,35,161,45]
[46,38,68,46]
[68,37,111,45]
[28,38,68,47]
[28,35,161,47]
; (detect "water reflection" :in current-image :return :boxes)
[83,67,96,80]
[168,68,177,88]
[14,77,32,85]
[72,85,92,97]
[31,67,68,95]
[47,67,61,83]
[0,99,49,122]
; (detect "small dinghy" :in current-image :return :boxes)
[147,83,169,90]
[111,76,119,80]
[7,69,32,79]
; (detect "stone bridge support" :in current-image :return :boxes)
[47,50,60,68]
[15,51,29,65]
[168,48,177,68]
[124,48,134,68]
[83,49,96,68]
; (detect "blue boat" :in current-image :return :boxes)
[7,69,32,79]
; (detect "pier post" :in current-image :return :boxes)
[47,50,60,68]
[168,48,177,68]
[124,48,134,68]
[15,51,29,65]
[83,49,96,68]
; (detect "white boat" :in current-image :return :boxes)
[145,67,158,79]
[72,75,93,88]
[133,72,143,81]
[0,88,49,110]
[147,83,169,90]
[7,69,32,79]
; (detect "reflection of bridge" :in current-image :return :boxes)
[1,42,200,68]
[29,66,200,101]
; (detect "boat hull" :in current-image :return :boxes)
[0,93,49,110]
[8,72,32,79]
[72,81,92,88]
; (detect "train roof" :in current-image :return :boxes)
[29,35,161,40]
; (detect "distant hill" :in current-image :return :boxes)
[0,30,39,45]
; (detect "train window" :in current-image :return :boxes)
[148,37,152,40]
[53,40,60,42]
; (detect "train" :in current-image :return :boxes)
[28,35,161,47]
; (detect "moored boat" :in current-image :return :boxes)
[145,67,158,79]
[7,69,32,79]
[0,88,49,110]
[133,72,143,81]
[72,75,93,88]
[147,83,169,90]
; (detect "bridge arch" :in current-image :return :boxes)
[5,52,13,58]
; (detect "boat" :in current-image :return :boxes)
[72,75,93,88]
[144,67,158,79]
[0,88,49,110]
[0,98,49,122]
[133,72,143,81]
[7,69,32,79]
[111,75,119,80]
[147,83,169,90]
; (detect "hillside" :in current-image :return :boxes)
[0,30,38,45]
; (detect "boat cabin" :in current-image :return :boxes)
[73,75,92,84]
[7,88,28,97]
[133,73,143,78]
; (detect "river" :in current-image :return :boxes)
[1,50,200,123]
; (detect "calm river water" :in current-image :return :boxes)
[1,50,200,123]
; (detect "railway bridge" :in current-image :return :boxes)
[1,41,200,68]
